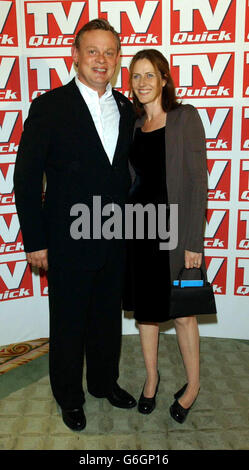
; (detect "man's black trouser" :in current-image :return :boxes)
[47,240,125,409]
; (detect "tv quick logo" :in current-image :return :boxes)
[27,57,74,100]
[239,160,249,201]
[0,111,22,154]
[243,53,249,97]
[0,163,15,205]
[198,107,232,150]
[0,213,23,254]
[113,56,131,97]
[0,56,20,101]
[40,269,48,296]
[204,209,229,249]
[205,255,227,294]
[0,0,18,47]
[237,210,249,250]
[245,0,249,42]
[0,260,33,301]
[234,258,249,296]
[24,1,89,48]
[171,0,236,45]
[207,159,231,201]
[171,52,234,98]
[99,0,162,45]
[241,108,249,150]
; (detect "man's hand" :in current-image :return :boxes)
[26,249,48,271]
[185,250,202,269]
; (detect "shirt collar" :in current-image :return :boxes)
[75,75,113,102]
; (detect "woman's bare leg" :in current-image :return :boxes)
[138,322,160,397]
[174,316,200,408]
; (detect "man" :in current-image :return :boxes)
[14,19,136,432]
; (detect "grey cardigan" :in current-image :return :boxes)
[132,104,208,282]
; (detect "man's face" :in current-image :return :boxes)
[72,29,120,96]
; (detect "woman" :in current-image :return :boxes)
[124,49,207,423]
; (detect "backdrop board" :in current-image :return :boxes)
[0,0,249,344]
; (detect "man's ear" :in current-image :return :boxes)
[71,45,79,66]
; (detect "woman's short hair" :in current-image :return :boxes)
[129,49,180,115]
[74,18,121,52]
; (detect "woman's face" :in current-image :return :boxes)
[131,58,166,106]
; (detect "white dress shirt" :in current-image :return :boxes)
[75,75,120,164]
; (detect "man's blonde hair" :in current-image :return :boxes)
[74,18,121,52]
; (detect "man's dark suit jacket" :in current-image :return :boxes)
[14,79,135,270]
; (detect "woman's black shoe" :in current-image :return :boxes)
[174,383,188,400]
[170,386,200,424]
[138,372,160,415]
[170,399,190,424]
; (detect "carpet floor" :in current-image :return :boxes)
[0,339,49,375]
[0,334,248,450]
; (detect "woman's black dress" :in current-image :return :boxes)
[123,126,171,323]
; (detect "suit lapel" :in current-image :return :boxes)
[64,79,126,168]
[109,90,128,166]
[64,79,111,166]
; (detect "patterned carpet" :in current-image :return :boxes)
[0,334,248,450]
[0,339,49,375]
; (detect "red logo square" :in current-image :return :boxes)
[207,159,231,201]
[40,269,48,296]
[0,260,33,301]
[98,0,162,46]
[241,107,249,151]
[204,209,229,249]
[0,213,23,255]
[239,160,249,201]
[205,255,227,295]
[24,0,89,48]
[0,110,22,155]
[237,210,249,250]
[27,56,74,101]
[0,162,15,206]
[170,0,236,46]
[0,56,21,101]
[114,55,132,98]
[245,0,249,42]
[197,107,233,151]
[0,0,18,47]
[234,257,249,295]
[171,52,234,99]
[243,52,249,98]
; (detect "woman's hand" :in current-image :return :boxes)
[185,250,202,269]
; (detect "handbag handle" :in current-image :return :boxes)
[177,266,207,282]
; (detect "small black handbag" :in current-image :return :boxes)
[169,267,217,319]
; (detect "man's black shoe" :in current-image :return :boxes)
[106,383,137,409]
[60,407,86,432]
